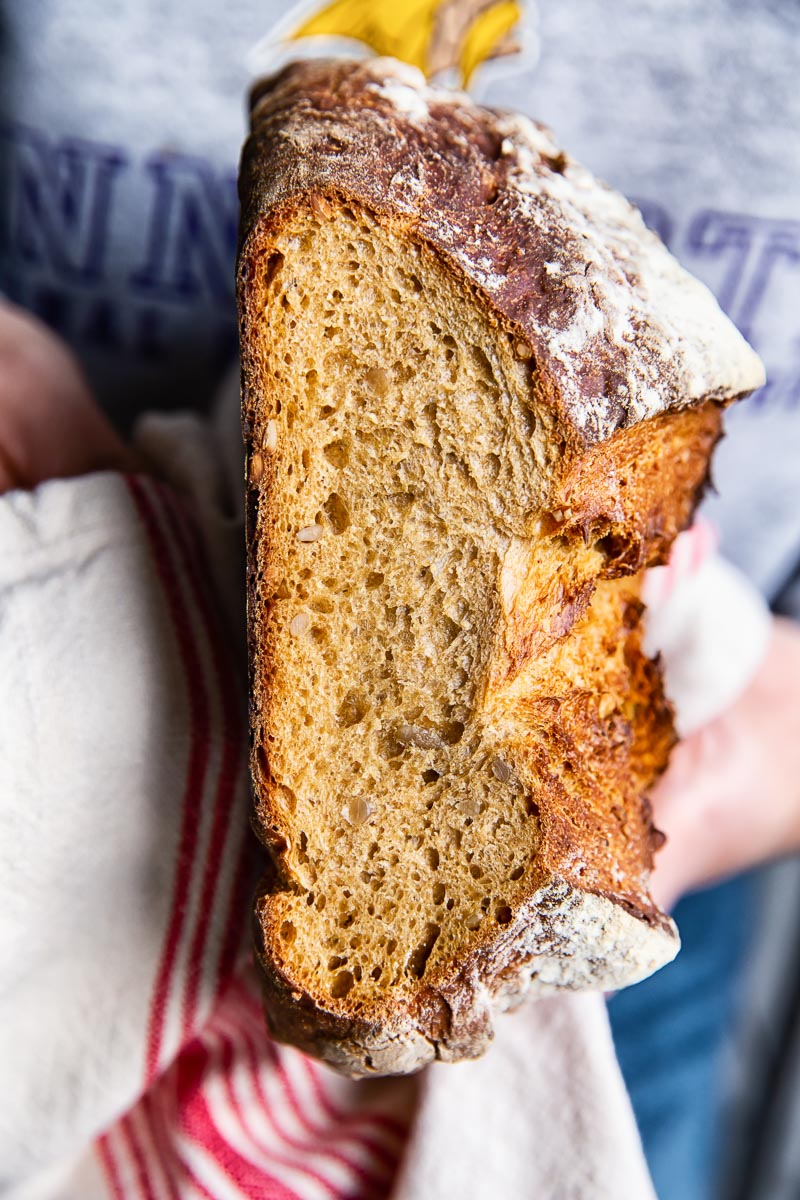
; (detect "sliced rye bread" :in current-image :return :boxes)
[237,57,764,1076]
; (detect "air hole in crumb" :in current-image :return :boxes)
[328,955,347,971]
[598,533,628,560]
[256,745,270,781]
[496,905,513,926]
[311,596,334,614]
[323,439,350,468]
[366,571,384,589]
[442,617,460,645]
[371,966,382,981]
[364,366,389,395]
[510,866,525,881]
[405,923,440,979]
[324,492,350,534]
[432,882,446,904]
[427,848,440,870]
[280,921,295,944]
[422,769,440,784]
[331,970,354,998]
[264,252,284,288]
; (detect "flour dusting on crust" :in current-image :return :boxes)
[245,57,764,447]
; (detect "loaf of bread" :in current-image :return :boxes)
[237,58,764,1076]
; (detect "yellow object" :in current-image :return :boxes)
[289,0,523,87]
[459,2,520,84]
[291,0,440,75]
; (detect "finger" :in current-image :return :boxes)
[0,301,134,493]
[650,620,800,908]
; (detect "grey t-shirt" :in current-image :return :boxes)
[1,0,798,602]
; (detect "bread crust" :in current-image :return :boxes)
[239,58,764,451]
[254,872,676,1076]
[238,58,764,1076]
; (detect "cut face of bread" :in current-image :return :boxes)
[238,59,765,1075]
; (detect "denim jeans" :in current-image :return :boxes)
[608,875,756,1200]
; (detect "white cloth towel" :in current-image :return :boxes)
[0,404,771,1200]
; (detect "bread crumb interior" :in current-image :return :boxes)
[251,204,610,1006]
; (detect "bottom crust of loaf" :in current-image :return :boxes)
[255,878,678,1077]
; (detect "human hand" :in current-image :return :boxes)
[650,616,800,910]
[0,300,131,492]
[0,309,252,1188]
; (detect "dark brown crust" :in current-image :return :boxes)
[552,401,725,574]
[239,58,763,452]
[238,58,762,1075]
